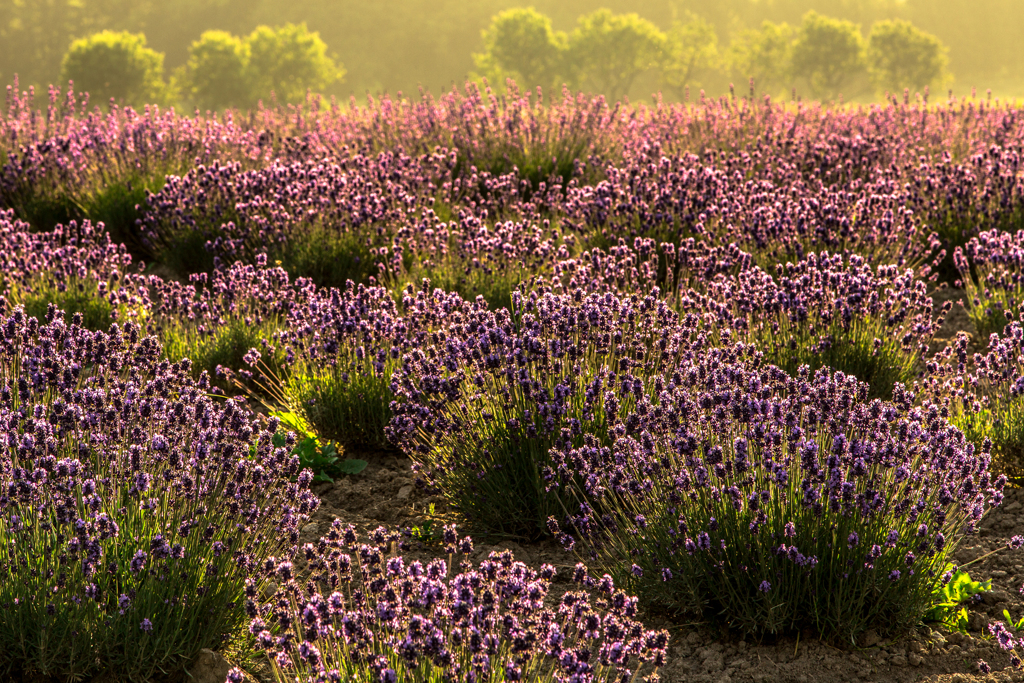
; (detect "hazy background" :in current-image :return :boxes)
[1,0,1019,104]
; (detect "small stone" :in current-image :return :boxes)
[188,649,232,683]
[859,629,881,648]
[701,651,725,673]
[397,485,413,500]
[969,612,988,631]
[262,581,279,599]
[952,675,967,683]
[981,589,1010,605]
[890,655,908,667]
[908,653,923,666]
[1004,501,1022,512]
[300,522,319,538]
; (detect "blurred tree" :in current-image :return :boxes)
[177,30,252,111]
[565,9,665,102]
[790,11,866,101]
[473,7,567,93]
[245,22,344,105]
[867,18,949,96]
[727,20,795,97]
[660,12,720,100]
[60,30,170,107]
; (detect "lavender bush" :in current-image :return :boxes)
[549,360,1004,641]
[0,215,144,331]
[922,326,1024,478]
[141,155,444,284]
[687,252,946,399]
[244,521,669,683]
[257,280,407,448]
[388,286,691,539]
[275,280,508,450]
[956,229,1024,338]
[0,307,319,680]
[136,257,305,385]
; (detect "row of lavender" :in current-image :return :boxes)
[3,82,1024,681]
[3,82,1024,274]
[2,204,1024,679]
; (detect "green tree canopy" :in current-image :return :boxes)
[565,9,665,102]
[245,22,344,105]
[178,30,252,111]
[661,13,720,100]
[727,20,795,97]
[60,30,169,107]
[473,7,566,94]
[868,19,949,96]
[791,11,866,102]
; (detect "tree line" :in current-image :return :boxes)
[473,7,950,103]
[0,3,981,110]
[1,0,1023,106]
[58,24,341,109]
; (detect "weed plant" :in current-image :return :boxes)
[270,410,367,483]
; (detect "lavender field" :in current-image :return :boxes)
[2,80,1024,683]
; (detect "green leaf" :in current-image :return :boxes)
[338,459,368,475]
[924,568,992,634]
[1006,609,1024,632]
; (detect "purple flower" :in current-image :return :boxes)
[140,618,153,632]
[989,622,1016,650]
[129,550,148,574]
[758,581,771,592]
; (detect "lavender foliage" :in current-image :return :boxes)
[549,359,1004,640]
[250,522,669,683]
[0,308,319,680]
